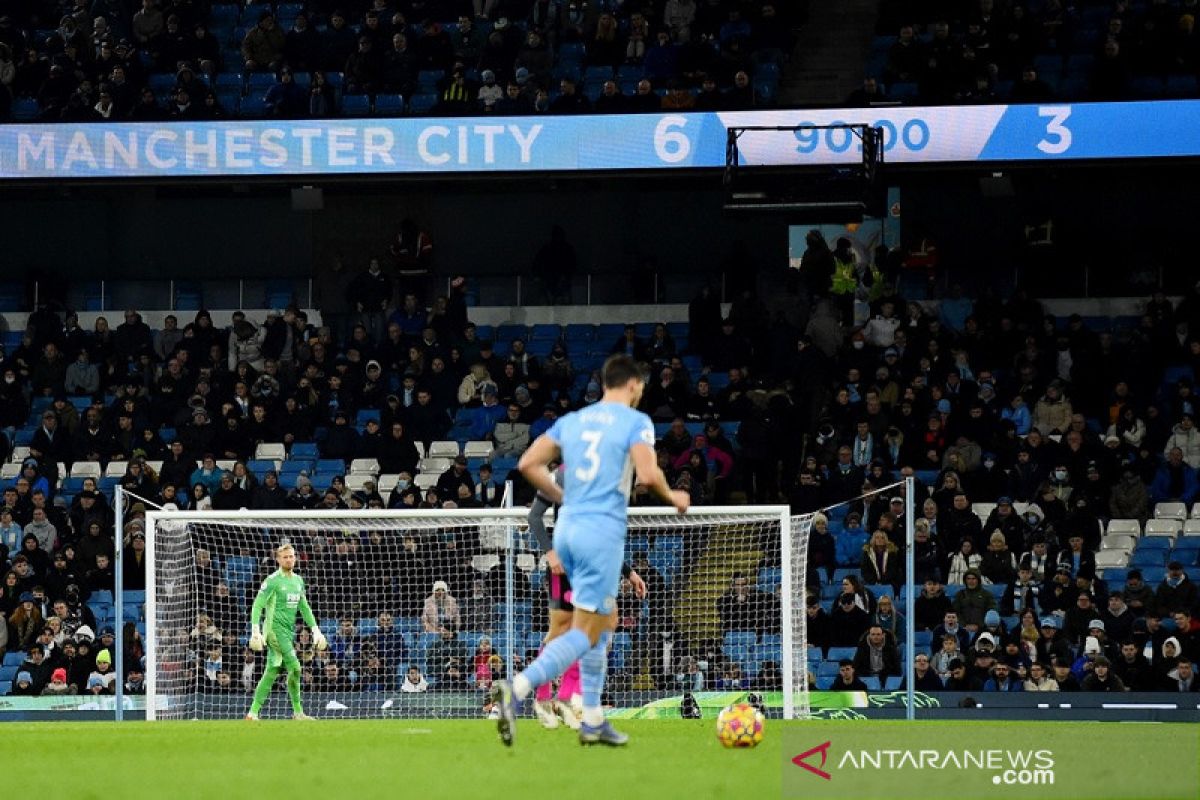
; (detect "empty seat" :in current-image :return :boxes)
[1156,502,1188,521]
[1106,519,1141,536]
[427,441,460,459]
[374,93,405,116]
[1101,534,1137,552]
[413,473,439,490]
[1144,519,1182,538]
[471,554,500,572]
[1136,537,1173,550]
[972,503,996,524]
[1183,520,1200,537]
[290,442,320,460]
[315,459,344,474]
[255,443,286,461]
[349,458,379,475]
[1128,550,1168,567]
[0,464,20,480]
[247,459,277,475]
[104,461,128,478]
[1095,550,1130,570]
[344,474,374,493]
[70,462,102,479]
[420,457,451,474]
[463,441,494,460]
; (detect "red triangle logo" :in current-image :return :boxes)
[792,741,833,781]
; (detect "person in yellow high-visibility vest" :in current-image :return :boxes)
[830,238,857,323]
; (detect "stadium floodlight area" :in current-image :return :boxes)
[145,506,802,721]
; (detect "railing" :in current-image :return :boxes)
[0,271,735,316]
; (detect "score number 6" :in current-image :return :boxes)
[1036,106,1072,155]
[654,116,691,164]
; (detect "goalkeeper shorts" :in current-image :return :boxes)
[265,630,302,672]
[545,567,574,612]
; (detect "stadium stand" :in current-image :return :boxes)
[864,0,1200,105]
[0,0,800,122]
[3,262,1200,699]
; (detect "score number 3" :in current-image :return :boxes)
[575,431,603,482]
[1036,106,1073,155]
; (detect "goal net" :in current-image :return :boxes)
[145,506,801,720]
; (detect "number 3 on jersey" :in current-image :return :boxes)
[575,430,602,482]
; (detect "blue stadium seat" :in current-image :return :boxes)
[11,98,40,122]
[239,95,267,117]
[247,72,276,91]
[417,70,444,93]
[530,324,561,341]
[407,93,437,114]
[214,71,244,91]
[558,42,585,65]
[375,93,405,116]
[2,652,26,667]
[1129,550,1168,568]
[862,676,882,690]
[1136,537,1172,550]
[826,646,856,662]
[617,64,644,81]
[341,93,371,117]
[564,324,595,342]
[495,324,527,344]
[290,443,319,460]
[247,459,276,474]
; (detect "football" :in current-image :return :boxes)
[715,703,765,748]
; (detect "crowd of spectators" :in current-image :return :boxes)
[0,0,796,122]
[3,230,1200,699]
[861,0,1200,106]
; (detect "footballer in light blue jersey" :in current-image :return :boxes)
[491,354,689,748]
[546,402,657,534]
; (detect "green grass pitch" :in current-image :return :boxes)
[7,719,1196,799]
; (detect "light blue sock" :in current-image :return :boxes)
[580,630,611,722]
[516,628,590,699]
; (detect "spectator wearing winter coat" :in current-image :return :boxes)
[228,320,265,372]
[860,531,902,588]
[241,12,285,72]
[64,351,100,396]
[1164,413,1200,468]
[1032,382,1072,435]
[1109,464,1150,522]
[953,569,997,630]
[1150,448,1199,504]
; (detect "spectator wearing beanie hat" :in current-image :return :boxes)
[41,667,75,696]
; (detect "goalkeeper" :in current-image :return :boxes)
[245,542,327,720]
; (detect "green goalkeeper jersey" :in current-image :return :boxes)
[251,569,317,635]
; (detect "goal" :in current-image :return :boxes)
[144,506,805,720]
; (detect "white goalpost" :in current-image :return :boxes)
[144,506,806,721]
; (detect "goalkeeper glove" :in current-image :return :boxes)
[249,626,265,652]
[312,627,328,651]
